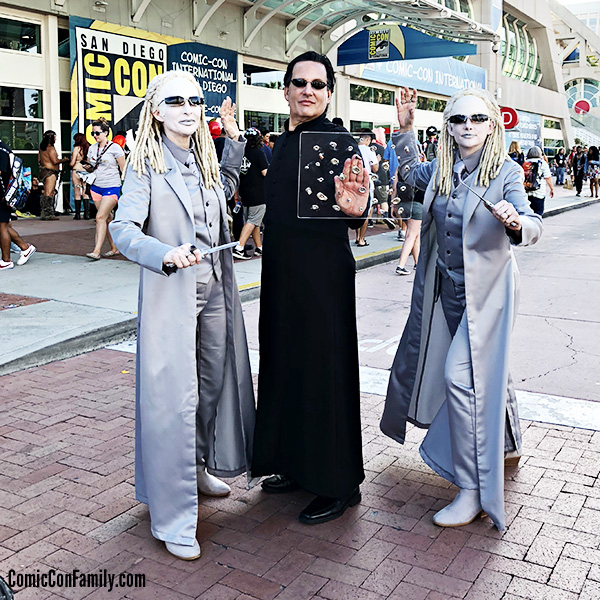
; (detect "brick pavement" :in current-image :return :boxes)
[1,349,599,599]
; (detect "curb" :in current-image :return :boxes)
[7,192,595,377]
[544,197,600,217]
[0,245,402,376]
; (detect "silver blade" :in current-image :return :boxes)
[458,179,518,227]
[198,241,238,257]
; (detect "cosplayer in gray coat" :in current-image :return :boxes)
[380,88,543,531]
[110,72,254,561]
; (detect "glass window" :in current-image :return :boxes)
[0,17,40,54]
[0,119,43,150]
[243,110,288,133]
[0,87,42,118]
[544,119,561,130]
[350,120,373,132]
[416,96,447,112]
[243,64,285,89]
[514,25,527,79]
[58,27,69,58]
[60,91,71,120]
[350,84,394,105]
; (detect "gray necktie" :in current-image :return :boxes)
[452,163,467,190]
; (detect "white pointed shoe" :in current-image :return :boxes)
[433,489,485,527]
[197,467,231,497]
[165,539,201,560]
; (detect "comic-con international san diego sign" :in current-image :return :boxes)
[69,16,237,143]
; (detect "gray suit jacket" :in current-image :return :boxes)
[108,137,255,546]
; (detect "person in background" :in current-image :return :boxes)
[260,129,272,163]
[424,126,438,162]
[553,147,567,186]
[109,70,254,561]
[38,130,68,220]
[70,133,91,220]
[331,117,344,128]
[570,145,586,197]
[525,146,554,216]
[355,129,378,246]
[508,140,524,166]
[0,138,36,270]
[85,117,125,260]
[233,127,268,259]
[585,146,600,199]
[381,87,542,532]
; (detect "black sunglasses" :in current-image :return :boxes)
[448,114,490,124]
[290,78,328,90]
[158,96,205,107]
[90,131,105,136]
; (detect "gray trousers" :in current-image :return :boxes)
[195,275,227,468]
[422,273,519,490]
[439,274,479,489]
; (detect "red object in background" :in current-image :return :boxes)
[112,135,126,148]
[500,107,519,130]
[208,120,222,139]
[574,99,591,115]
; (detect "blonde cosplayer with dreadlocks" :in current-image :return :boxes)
[109,71,255,562]
[433,88,508,198]
[380,86,543,532]
[129,70,221,190]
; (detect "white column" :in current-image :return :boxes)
[43,14,63,155]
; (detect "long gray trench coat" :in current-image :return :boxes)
[110,139,255,545]
[380,132,543,530]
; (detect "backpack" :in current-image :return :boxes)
[425,140,437,161]
[522,160,541,192]
[0,146,31,209]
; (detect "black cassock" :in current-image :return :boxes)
[252,112,365,498]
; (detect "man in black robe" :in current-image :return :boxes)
[252,51,368,524]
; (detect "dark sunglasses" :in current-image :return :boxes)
[90,131,105,136]
[448,114,490,124]
[158,96,205,107]
[290,78,328,90]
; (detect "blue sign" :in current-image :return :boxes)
[360,57,486,97]
[505,110,542,151]
[338,25,476,66]
[168,42,237,118]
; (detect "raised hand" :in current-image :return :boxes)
[220,97,240,140]
[333,155,370,217]
[396,87,417,133]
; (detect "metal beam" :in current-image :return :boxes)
[132,0,152,23]
[244,0,298,48]
[193,0,228,38]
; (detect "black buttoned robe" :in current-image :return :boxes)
[252,112,365,499]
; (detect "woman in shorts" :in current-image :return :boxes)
[85,118,125,259]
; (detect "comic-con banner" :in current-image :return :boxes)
[168,43,237,118]
[69,17,238,144]
[76,27,166,142]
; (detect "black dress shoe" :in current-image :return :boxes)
[298,488,361,525]
[261,474,300,494]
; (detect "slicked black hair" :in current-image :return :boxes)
[283,51,335,92]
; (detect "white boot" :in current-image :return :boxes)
[433,489,483,527]
[165,539,201,560]
[197,466,231,497]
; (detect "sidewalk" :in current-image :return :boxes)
[0,349,599,599]
[0,184,596,376]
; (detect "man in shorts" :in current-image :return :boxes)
[0,139,36,270]
[233,127,268,259]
